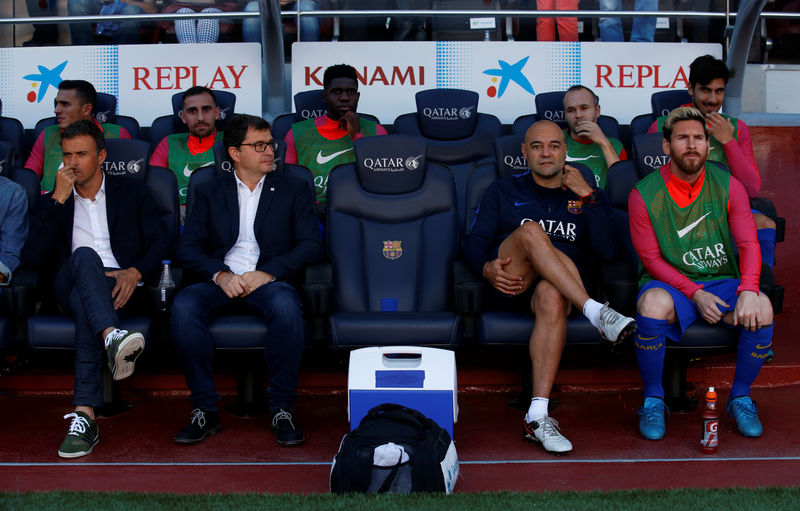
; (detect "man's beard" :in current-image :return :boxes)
[674,152,705,175]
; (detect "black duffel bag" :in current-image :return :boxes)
[330,403,458,494]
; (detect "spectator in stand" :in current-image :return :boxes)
[562,85,627,189]
[598,0,657,42]
[0,176,28,288]
[535,0,579,42]
[23,120,172,458]
[631,107,773,440]
[68,0,156,45]
[284,64,387,212]
[23,0,59,46]
[150,86,222,220]
[648,55,777,269]
[164,1,239,44]
[243,0,320,43]
[463,120,635,455]
[171,114,323,446]
[25,80,132,192]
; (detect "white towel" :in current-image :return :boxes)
[373,442,409,466]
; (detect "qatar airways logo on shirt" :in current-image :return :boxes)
[103,158,144,176]
[682,243,729,271]
[422,106,474,121]
[363,154,423,173]
[520,218,577,242]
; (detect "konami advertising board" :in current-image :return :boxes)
[292,41,722,124]
[0,43,262,128]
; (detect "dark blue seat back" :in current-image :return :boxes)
[651,90,691,118]
[146,166,180,246]
[493,134,527,179]
[9,167,41,211]
[535,91,566,127]
[0,117,25,167]
[326,134,459,313]
[392,89,502,233]
[512,112,621,141]
[628,112,656,141]
[0,141,14,178]
[102,138,150,180]
[632,133,669,177]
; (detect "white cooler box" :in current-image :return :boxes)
[348,346,458,438]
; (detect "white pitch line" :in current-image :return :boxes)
[3,457,800,467]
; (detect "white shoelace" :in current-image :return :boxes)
[63,413,90,436]
[539,417,563,439]
[104,329,128,349]
[190,408,207,428]
[271,410,295,429]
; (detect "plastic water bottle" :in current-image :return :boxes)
[701,386,719,454]
[158,260,175,312]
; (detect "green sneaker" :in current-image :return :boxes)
[104,329,145,381]
[58,412,98,458]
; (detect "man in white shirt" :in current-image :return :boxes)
[23,120,172,458]
[172,114,323,446]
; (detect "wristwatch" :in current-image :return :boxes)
[580,190,599,206]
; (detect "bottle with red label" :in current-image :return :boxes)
[701,386,719,454]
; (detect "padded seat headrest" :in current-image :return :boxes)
[354,135,427,194]
[415,89,479,140]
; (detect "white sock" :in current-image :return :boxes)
[583,299,603,328]
[525,397,549,422]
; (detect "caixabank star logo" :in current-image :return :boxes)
[23,60,68,103]
[482,56,535,99]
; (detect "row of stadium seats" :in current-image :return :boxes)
[0,86,786,415]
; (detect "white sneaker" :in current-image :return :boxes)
[523,416,573,454]
[597,302,636,344]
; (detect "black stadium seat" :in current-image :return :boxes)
[102,138,151,180]
[325,134,462,347]
[0,117,25,167]
[651,89,692,118]
[392,88,502,232]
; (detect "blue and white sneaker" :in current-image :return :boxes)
[727,396,763,437]
[637,397,668,440]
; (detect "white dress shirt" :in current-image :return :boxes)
[71,175,121,269]
[223,171,265,276]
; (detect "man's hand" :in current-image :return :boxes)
[339,111,361,140]
[483,257,524,296]
[733,290,763,332]
[241,271,274,295]
[52,166,77,204]
[572,120,607,145]
[105,267,142,309]
[692,289,729,324]
[216,271,248,299]
[705,112,736,145]
[561,165,594,197]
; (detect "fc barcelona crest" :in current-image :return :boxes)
[567,200,583,214]
[382,240,403,260]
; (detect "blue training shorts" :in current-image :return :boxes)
[637,278,741,342]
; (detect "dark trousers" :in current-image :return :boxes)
[171,281,305,412]
[54,247,142,408]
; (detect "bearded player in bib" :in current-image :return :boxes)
[631,107,773,441]
[648,55,777,270]
[284,64,387,212]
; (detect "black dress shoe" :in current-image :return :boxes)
[174,408,221,444]
[270,409,305,446]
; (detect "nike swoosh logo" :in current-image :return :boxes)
[565,155,600,162]
[514,201,534,207]
[677,211,712,238]
[756,343,772,350]
[316,148,353,165]
[183,164,192,178]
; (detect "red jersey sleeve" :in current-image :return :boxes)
[149,136,170,168]
[727,176,761,294]
[24,131,46,179]
[722,119,760,197]
[119,126,132,139]
[284,129,298,164]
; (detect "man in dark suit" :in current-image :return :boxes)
[172,114,323,446]
[23,120,173,458]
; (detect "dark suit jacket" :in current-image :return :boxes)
[23,174,174,285]
[177,169,324,283]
